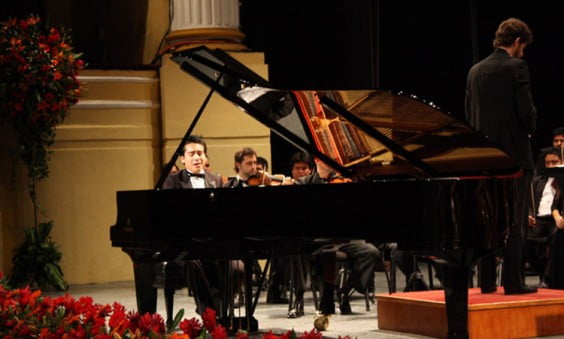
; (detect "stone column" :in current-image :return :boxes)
[164,0,246,51]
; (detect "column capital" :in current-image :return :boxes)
[164,0,247,52]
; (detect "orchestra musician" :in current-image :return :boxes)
[285,151,315,317]
[224,147,291,187]
[295,157,380,315]
[535,127,564,175]
[256,156,269,173]
[548,155,564,288]
[528,148,562,287]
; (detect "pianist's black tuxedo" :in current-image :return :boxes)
[162,169,226,314]
[465,47,537,293]
[162,169,222,189]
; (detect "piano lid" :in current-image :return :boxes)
[171,46,519,180]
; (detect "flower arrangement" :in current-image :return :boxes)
[0,15,85,291]
[0,15,84,185]
[0,274,353,339]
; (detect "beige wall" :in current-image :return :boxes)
[0,0,269,285]
[0,51,268,285]
[159,52,271,178]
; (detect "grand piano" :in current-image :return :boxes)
[110,46,521,338]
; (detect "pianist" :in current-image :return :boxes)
[162,135,222,189]
[162,135,242,315]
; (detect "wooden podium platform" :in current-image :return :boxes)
[377,288,564,338]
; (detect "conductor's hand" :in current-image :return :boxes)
[528,215,536,228]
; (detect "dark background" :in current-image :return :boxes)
[239,0,564,173]
[3,0,563,174]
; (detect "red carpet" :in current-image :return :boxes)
[387,287,564,305]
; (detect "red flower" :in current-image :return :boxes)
[179,317,203,338]
[262,330,280,339]
[19,19,28,30]
[211,324,228,339]
[47,28,60,43]
[202,307,217,332]
[298,329,323,339]
[236,330,250,339]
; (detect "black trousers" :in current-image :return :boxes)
[479,171,532,291]
[503,170,533,290]
[526,216,555,278]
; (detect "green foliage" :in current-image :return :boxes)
[8,221,68,291]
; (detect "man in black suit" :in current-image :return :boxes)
[162,135,223,190]
[465,18,537,294]
[163,135,239,315]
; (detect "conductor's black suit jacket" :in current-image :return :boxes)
[465,48,537,170]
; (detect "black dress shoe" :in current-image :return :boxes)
[504,285,538,295]
[287,307,304,318]
[267,296,289,304]
[481,286,497,293]
[339,298,352,315]
[287,297,304,318]
[319,300,335,315]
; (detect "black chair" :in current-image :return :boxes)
[312,243,391,313]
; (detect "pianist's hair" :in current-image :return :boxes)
[182,135,207,154]
[493,18,533,48]
[233,147,257,172]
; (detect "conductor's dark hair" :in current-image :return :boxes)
[493,18,533,48]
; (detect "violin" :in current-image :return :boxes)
[247,171,291,186]
[327,175,352,184]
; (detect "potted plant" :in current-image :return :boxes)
[0,15,85,290]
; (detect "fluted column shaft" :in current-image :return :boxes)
[165,0,246,51]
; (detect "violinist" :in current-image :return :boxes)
[295,157,352,185]
[225,147,292,187]
[283,151,315,317]
[295,157,380,316]
[224,147,260,188]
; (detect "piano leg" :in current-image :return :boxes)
[440,250,473,339]
[128,254,158,314]
[164,287,175,327]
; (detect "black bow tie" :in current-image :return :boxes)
[186,171,205,178]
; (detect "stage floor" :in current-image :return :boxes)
[377,287,564,339]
